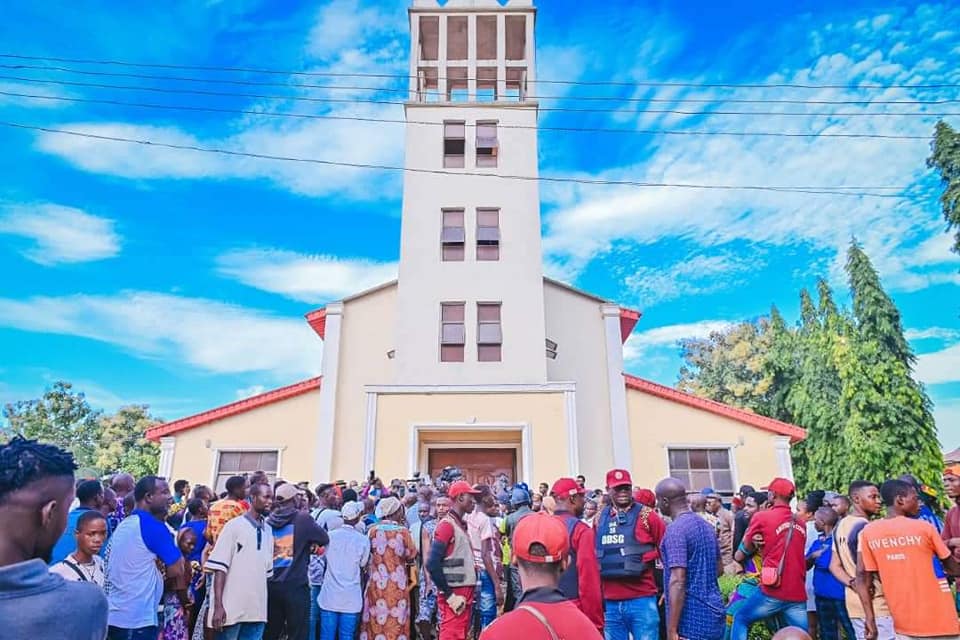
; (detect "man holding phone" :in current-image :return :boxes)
[427,481,481,640]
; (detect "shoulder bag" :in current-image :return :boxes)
[760,516,796,588]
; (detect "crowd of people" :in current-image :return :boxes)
[3,434,960,640]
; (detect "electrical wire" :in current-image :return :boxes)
[0,120,916,197]
[3,53,959,90]
[0,90,931,141]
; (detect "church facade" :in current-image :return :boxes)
[146,0,805,491]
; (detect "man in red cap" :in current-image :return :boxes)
[427,480,481,640]
[732,477,808,640]
[550,477,603,632]
[596,469,666,640]
[479,513,602,639]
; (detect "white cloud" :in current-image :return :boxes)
[235,384,267,400]
[625,253,755,306]
[623,319,734,363]
[0,292,322,378]
[217,248,397,303]
[905,327,960,341]
[541,4,960,297]
[934,398,960,447]
[916,342,960,385]
[0,203,121,265]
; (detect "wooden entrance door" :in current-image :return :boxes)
[429,448,516,487]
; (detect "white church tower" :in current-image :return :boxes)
[394,0,547,385]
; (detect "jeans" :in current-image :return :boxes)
[475,569,498,630]
[318,610,360,640]
[107,627,159,640]
[216,622,267,640]
[265,581,311,640]
[308,585,322,640]
[815,596,855,640]
[604,596,660,640]
[731,591,807,640]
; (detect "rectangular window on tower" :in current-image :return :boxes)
[476,67,497,102]
[440,302,466,362]
[476,208,500,261]
[476,122,499,167]
[446,67,468,102]
[447,15,468,61]
[441,208,465,261]
[477,302,502,362]
[443,121,465,168]
[505,15,527,60]
[476,15,497,60]
[419,16,439,61]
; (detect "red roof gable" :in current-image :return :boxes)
[145,377,322,441]
[624,374,806,443]
[620,307,641,343]
[306,308,326,340]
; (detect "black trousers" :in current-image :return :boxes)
[264,581,311,640]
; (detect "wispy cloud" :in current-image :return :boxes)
[0,203,121,265]
[623,319,734,364]
[625,252,755,306]
[217,248,397,303]
[0,292,322,378]
[917,342,960,385]
[905,327,960,341]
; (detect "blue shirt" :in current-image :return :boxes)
[180,520,207,563]
[49,506,94,565]
[104,510,180,629]
[660,511,726,640]
[807,536,844,600]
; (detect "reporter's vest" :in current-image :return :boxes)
[440,514,478,587]
[595,505,655,579]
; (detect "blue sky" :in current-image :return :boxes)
[1,0,959,444]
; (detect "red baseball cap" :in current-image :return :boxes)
[768,477,796,497]
[513,514,570,563]
[551,477,585,498]
[447,480,481,500]
[606,469,633,488]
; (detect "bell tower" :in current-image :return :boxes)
[394,0,546,385]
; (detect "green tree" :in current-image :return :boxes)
[96,405,161,478]
[1,381,101,468]
[846,242,913,366]
[927,120,960,255]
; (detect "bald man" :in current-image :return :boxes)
[772,627,813,640]
[656,478,725,640]
[107,473,135,531]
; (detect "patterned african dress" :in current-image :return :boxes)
[360,522,417,640]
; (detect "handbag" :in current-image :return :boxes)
[760,515,796,588]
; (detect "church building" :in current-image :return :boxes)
[147,0,805,492]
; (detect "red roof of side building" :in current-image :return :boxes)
[145,377,322,442]
[624,374,807,443]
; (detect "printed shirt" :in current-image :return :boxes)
[660,512,726,640]
[806,536,843,600]
[599,504,666,601]
[204,499,246,548]
[859,516,959,637]
[104,510,181,629]
[743,503,807,602]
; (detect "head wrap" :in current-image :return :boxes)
[375,496,402,519]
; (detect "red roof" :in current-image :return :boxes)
[624,374,806,443]
[145,377,322,441]
[620,307,641,343]
[306,308,327,340]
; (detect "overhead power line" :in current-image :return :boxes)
[3,63,959,107]
[3,53,960,90]
[0,90,931,142]
[0,120,916,197]
[3,74,958,117]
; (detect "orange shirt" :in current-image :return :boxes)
[859,516,958,637]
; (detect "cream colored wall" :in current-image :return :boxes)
[626,387,784,491]
[332,284,398,478]
[169,389,321,486]
[542,281,614,487]
[363,391,568,485]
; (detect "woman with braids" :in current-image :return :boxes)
[0,436,108,640]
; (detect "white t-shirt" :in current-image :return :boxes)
[206,515,274,627]
[50,554,105,588]
[465,510,495,569]
[318,527,370,614]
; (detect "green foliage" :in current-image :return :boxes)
[1,381,162,477]
[96,405,161,478]
[678,241,943,495]
[2,381,101,469]
[927,120,960,256]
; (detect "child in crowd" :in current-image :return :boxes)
[49,510,108,588]
[160,527,197,640]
